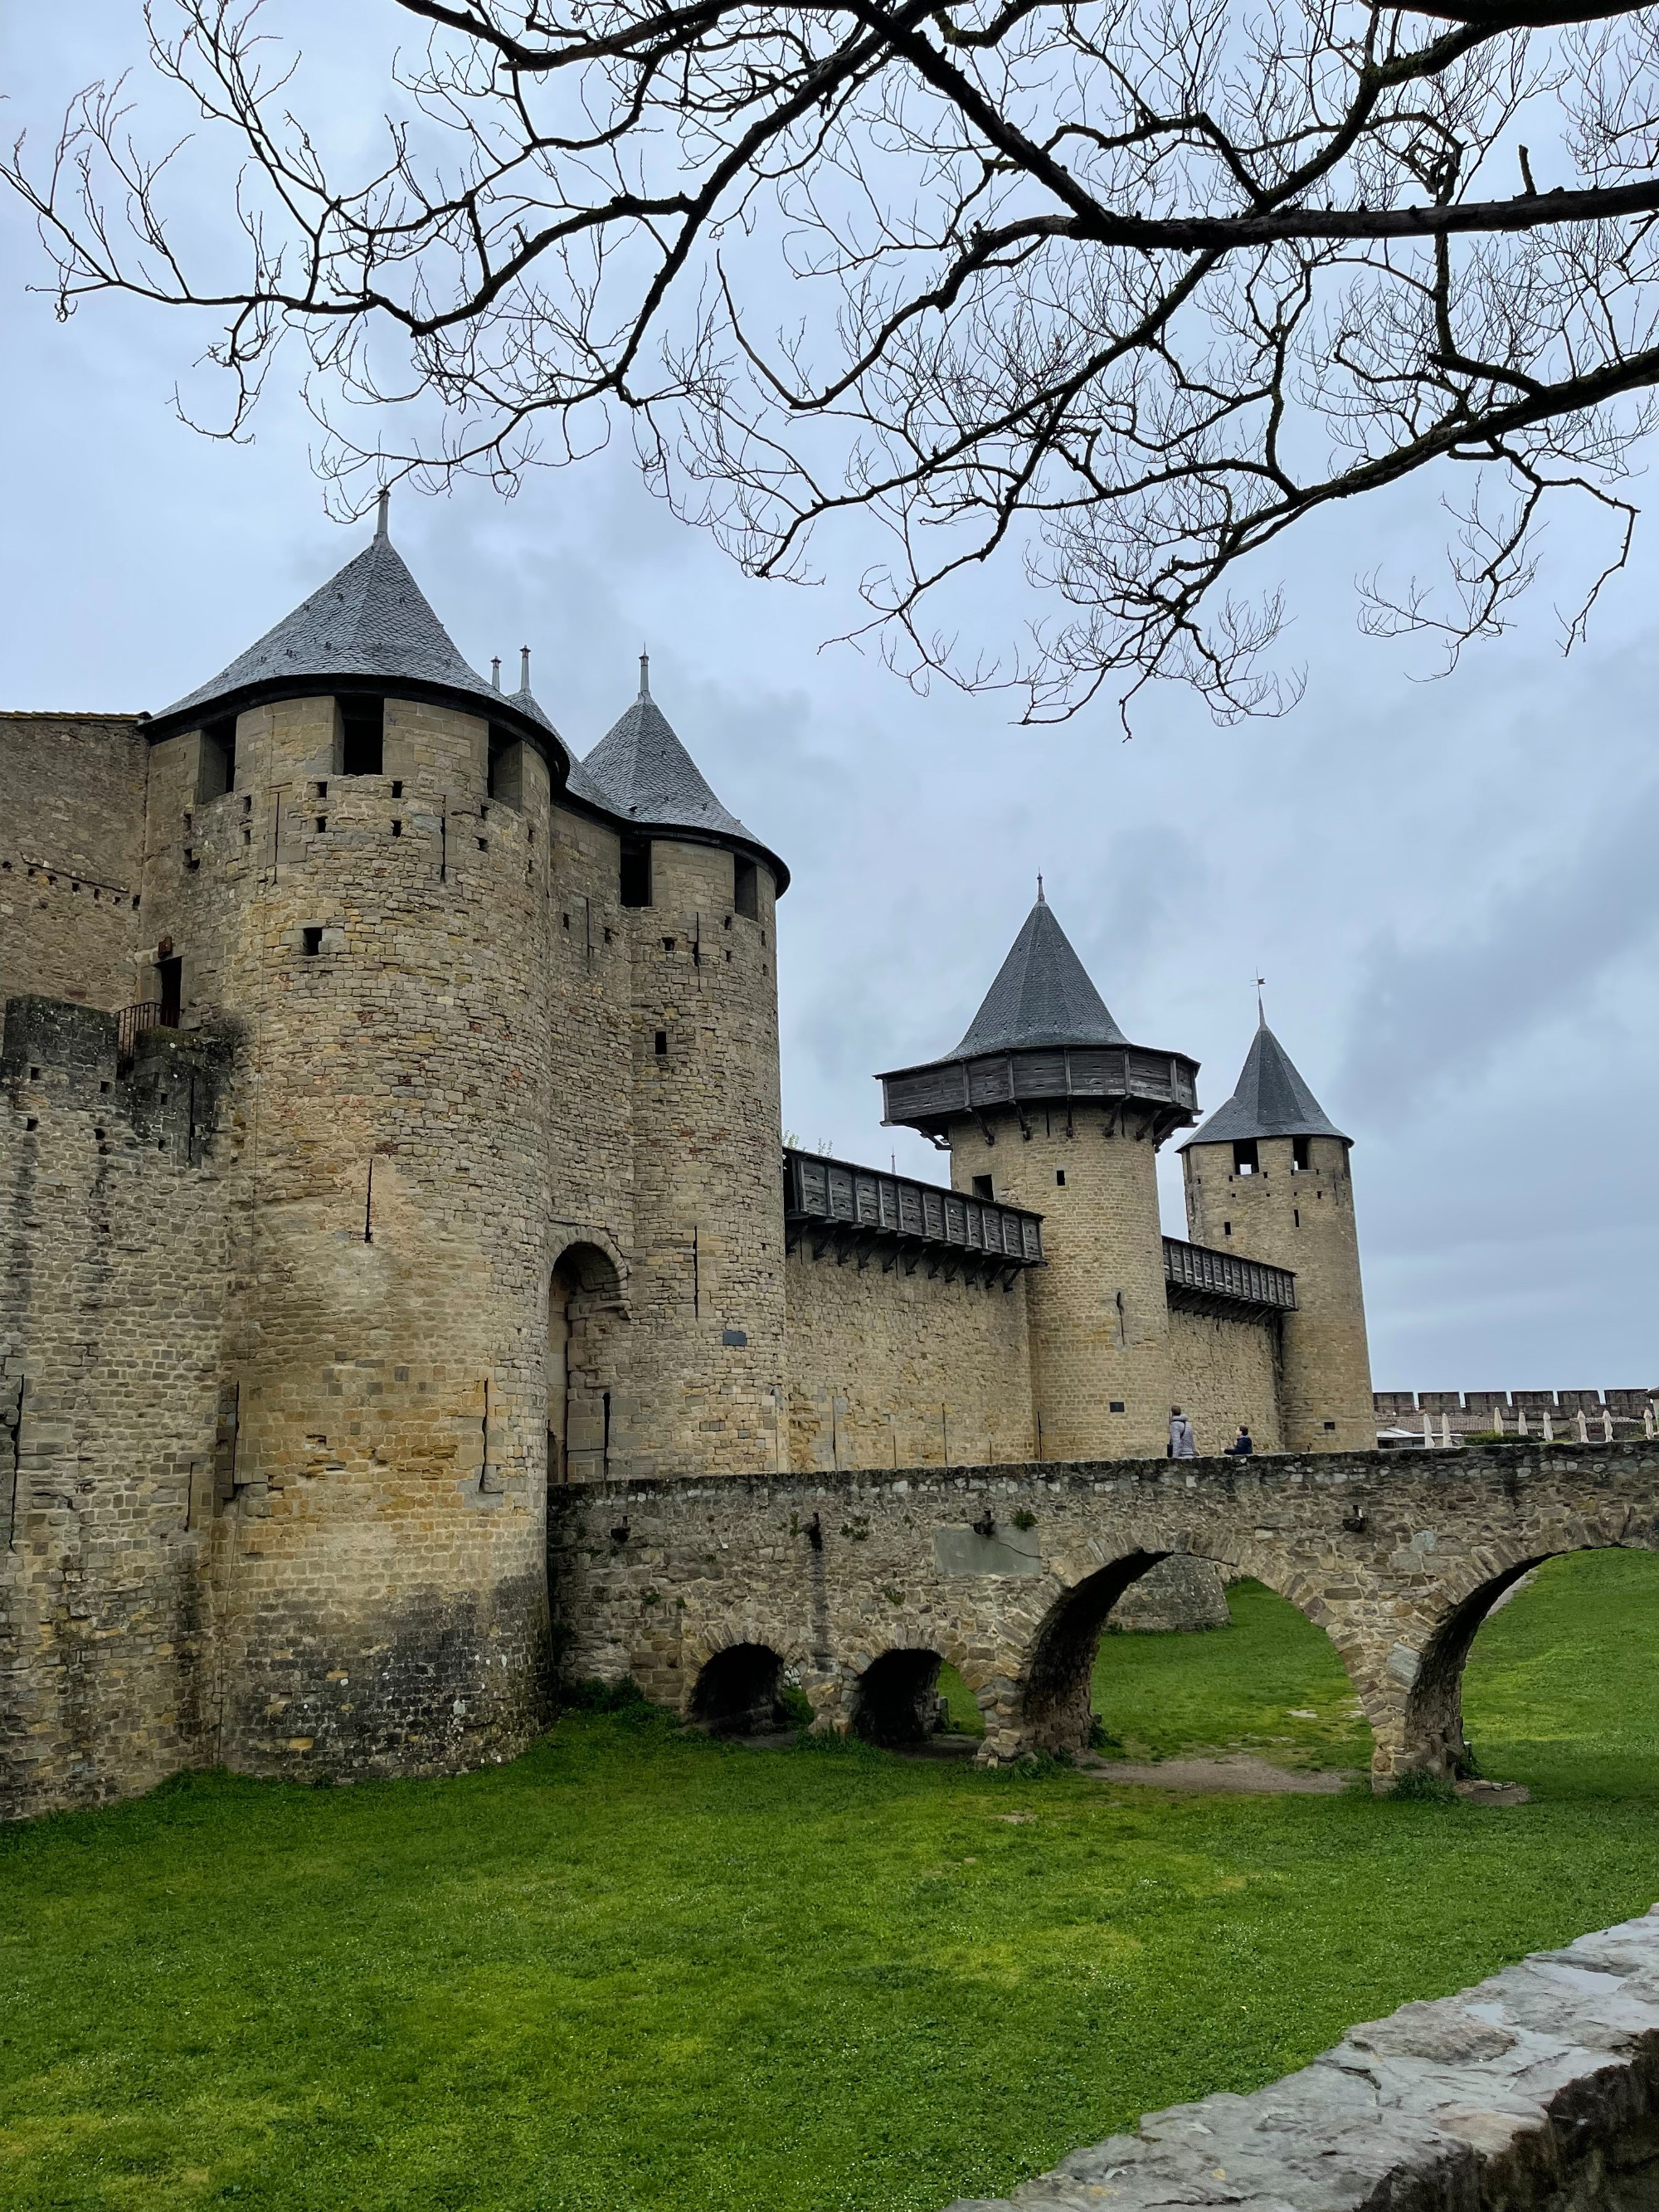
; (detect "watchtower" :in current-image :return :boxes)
[1179,1021,1372,1450]
[879,889,1198,1459]
[138,495,568,1776]
[578,658,790,1477]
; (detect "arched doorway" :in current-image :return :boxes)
[690,1644,787,1735]
[548,1242,626,1484]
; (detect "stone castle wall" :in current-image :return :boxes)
[625,840,786,1479]
[0,998,234,1820]
[1166,1305,1285,1453]
[1184,1132,1373,1450]
[784,1249,1036,1473]
[952,1108,1174,1459]
[0,714,149,1015]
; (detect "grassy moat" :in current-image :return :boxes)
[5,1551,1659,2211]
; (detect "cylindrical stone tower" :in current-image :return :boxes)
[139,502,569,1780]
[879,889,1198,1459]
[576,658,790,1478]
[1179,1020,1373,1450]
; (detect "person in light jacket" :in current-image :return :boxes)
[1168,1406,1197,1459]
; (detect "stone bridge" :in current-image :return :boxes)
[547,1442,1659,1785]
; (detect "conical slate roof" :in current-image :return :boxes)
[1181,1021,1350,1147]
[579,656,789,887]
[152,500,546,745]
[952,888,1129,1056]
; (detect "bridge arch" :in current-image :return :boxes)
[1400,1522,1659,1779]
[690,1642,791,1735]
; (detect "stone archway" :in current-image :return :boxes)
[1019,1552,1170,1755]
[690,1643,788,1735]
[549,1241,627,1484]
[853,1649,947,1744]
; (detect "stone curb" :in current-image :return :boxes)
[943,1905,1659,2210]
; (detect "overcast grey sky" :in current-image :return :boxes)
[3,6,1656,1391]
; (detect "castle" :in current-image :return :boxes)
[0,506,1371,1818]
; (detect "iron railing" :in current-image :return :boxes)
[115,1001,166,1064]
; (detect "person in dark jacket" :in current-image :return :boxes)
[1224,1425,1254,1456]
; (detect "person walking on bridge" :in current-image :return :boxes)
[1224,1425,1255,1457]
[1168,1406,1197,1459]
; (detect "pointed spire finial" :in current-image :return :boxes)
[639,648,651,699]
[375,487,390,540]
[1036,871,1045,904]
[1254,972,1267,1024]
[490,655,502,691]
[519,646,532,692]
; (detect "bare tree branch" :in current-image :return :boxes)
[5,0,1658,723]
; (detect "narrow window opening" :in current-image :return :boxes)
[486,727,523,807]
[662,936,676,953]
[620,836,652,908]
[1109,1400,1126,1413]
[198,715,236,801]
[1055,1168,1067,1186]
[1292,1134,1312,1172]
[338,696,384,776]
[302,928,323,957]
[314,780,328,800]
[392,820,403,837]
[1232,1138,1258,1175]
[391,780,403,798]
[972,1174,994,1200]
[733,854,760,919]
[476,836,488,852]
[157,956,183,1026]
[242,826,251,846]
[1293,1206,1301,1227]
[654,1029,669,1057]
[1223,1220,1232,1237]
[315,816,328,834]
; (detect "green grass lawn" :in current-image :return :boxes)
[3,1552,1658,2212]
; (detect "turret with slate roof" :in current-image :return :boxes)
[1180,1011,1372,1451]
[1180,1017,1350,1152]
[148,494,565,775]
[880,884,1195,1463]
[878,882,1195,1143]
[577,655,788,892]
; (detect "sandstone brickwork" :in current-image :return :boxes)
[0,714,148,1015]
[951,1108,1175,1459]
[784,1248,1036,1472]
[1167,1306,1286,1454]
[1184,1133,1373,1449]
[0,999,232,1819]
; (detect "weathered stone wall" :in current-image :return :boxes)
[625,840,786,1479]
[1185,1133,1373,1450]
[547,1439,1659,1784]
[0,997,234,1820]
[1167,1305,1286,1454]
[946,1905,1659,2212]
[951,1106,1174,1459]
[1107,1552,1230,1630]
[784,1247,1035,1472]
[136,694,571,1786]
[0,714,148,1015]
